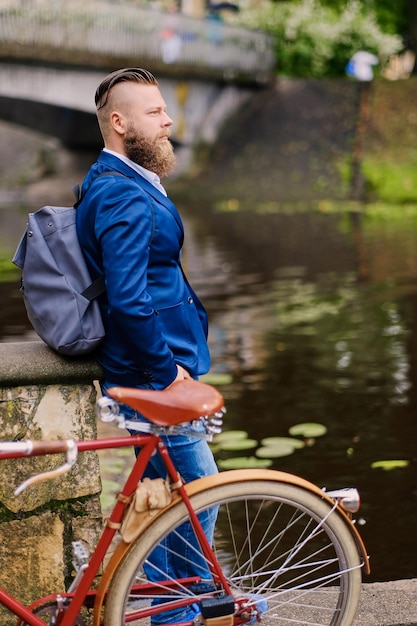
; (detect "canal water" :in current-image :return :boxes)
[1,193,417,585]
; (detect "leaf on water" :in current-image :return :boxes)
[213,430,248,443]
[200,373,233,385]
[217,456,273,470]
[289,423,328,438]
[371,460,409,471]
[261,436,305,449]
[256,436,305,459]
[256,442,295,458]
[221,438,258,451]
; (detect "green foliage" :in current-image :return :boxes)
[362,157,417,203]
[370,0,408,35]
[231,0,404,77]
[319,0,408,35]
[0,257,19,282]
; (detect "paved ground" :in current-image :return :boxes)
[353,579,417,626]
[255,579,417,625]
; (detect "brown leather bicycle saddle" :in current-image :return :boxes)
[106,379,224,426]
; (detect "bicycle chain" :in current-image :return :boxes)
[22,600,86,625]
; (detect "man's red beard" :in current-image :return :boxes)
[124,126,176,178]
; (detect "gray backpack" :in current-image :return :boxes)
[12,173,122,356]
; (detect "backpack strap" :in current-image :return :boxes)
[81,275,106,301]
[74,171,156,301]
[74,170,156,247]
[72,182,82,204]
[74,172,125,302]
[73,171,127,206]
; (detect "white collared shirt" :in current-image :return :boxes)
[103,148,167,196]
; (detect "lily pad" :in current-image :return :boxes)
[213,430,248,442]
[256,442,295,459]
[217,456,273,470]
[289,423,327,438]
[220,438,258,451]
[371,460,409,471]
[256,436,305,459]
[261,436,305,449]
[201,373,233,385]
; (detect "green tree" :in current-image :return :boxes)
[320,0,408,34]
[231,0,404,77]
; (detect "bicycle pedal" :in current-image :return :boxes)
[200,595,235,625]
[72,540,89,569]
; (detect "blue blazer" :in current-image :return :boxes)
[76,151,210,389]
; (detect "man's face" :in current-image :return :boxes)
[124,123,176,179]
[117,83,176,178]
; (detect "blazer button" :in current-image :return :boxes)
[187,297,193,304]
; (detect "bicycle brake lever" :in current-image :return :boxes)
[14,439,78,496]
[97,395,121,423]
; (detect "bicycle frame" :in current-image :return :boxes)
[0,432,230,626]
[0,373,369,626]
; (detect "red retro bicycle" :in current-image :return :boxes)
[0,379,369,625]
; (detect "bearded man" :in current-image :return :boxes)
[76,68,218,625]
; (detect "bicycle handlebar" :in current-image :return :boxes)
[0,439,76,458]
[0,439,78,496]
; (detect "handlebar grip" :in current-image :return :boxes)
[0,439,74,459]
[29,440,73,456]
[0,439,78,495]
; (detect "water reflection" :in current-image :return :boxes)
[180,200,417,583]
[1,198,417,583]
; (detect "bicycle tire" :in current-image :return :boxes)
[103,477,362,626]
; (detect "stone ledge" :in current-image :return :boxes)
[253,579,417,626]
[353,578,417,625]
[0,341,103,386]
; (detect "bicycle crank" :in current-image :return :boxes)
[22,600,86,625]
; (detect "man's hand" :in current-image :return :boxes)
[174,364,192,381]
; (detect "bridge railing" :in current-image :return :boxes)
[0,1,275,84]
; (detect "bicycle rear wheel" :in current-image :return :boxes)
[104,476,363,625]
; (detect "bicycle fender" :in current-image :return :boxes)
[93,468,370,623]
[183,469,370,575]
[93,539,132,626]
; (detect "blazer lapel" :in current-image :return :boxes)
[132,172,184,233]
[97,152,184,234]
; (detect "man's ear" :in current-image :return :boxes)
[110,110,126,136]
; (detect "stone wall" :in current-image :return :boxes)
[0,341,103,623]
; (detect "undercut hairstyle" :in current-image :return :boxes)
[95,68,158,111]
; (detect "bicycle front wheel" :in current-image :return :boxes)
[104,476,363,626]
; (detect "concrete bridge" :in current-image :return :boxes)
[0,1,275,150]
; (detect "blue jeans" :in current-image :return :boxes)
[101,381,219,624]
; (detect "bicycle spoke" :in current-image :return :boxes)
[104,479,362,626]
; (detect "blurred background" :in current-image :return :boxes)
[1,0,417,584]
